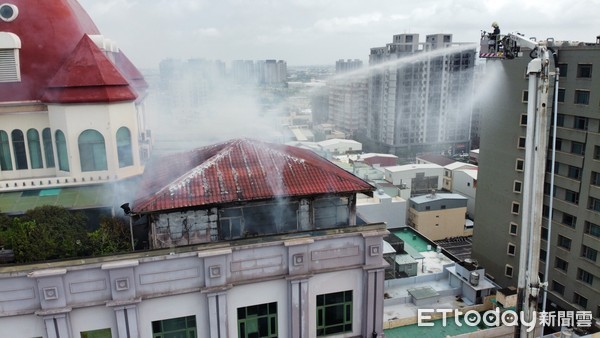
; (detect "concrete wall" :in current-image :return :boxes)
[409,206,470,240]
[0,223,388,338]
[452,170,477,219]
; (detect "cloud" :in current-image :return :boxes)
[314,13,383,33]
[193,28,221,38]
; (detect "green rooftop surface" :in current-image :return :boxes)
[392,227,433,253]
[0,185,114,214]
[384,316,489,337]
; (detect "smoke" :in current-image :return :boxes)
[143,61,287,154]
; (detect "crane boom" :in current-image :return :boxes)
[480,29,558,338]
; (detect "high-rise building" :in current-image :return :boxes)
[328,59,368,137]
[366,34,476,159]
[472,37,600,322]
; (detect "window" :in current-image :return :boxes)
[316,290,353,336]
[592,172,600,186]
[541,227,549,241]
[573,116,588,130]
[571,142,585,155]
[561,212,577,228]
[517,137,526,149]
[520,114,527,126]
[540,248,547,262]
[26,129,43,169]
[152,315,196,338]
[522,90,528,102]
[505,265,513,277]
[577,64,592,78]
[116,127,133,167]
[555,113,565,127]
[509,222,518,235]
[511,202,520,215]
[552,280,565,295]
[565,190,579,204]
[557,235,572,250]
[554,138,562,151]
[507,243,516,256]
[78,130,107,172]
[555,257,568,272]
[513,181,522,193]
[558,63,568,77]
[237,302,278,338]
[581,245,598,262]
[0,32,21,82]
[585,221,600,238]
[573,293,588,308]
[575,90,590,105]
[42,128,55,168]
[576,268,594,285]
[55,130,69,171]
[567,165,581,180]
[0,130,12,170]
[80,328,112,338]
[595,146,600,160]
[588,197,600,212]
[515,159,524,171]
[557,88,565,103]
[11,129,27,169]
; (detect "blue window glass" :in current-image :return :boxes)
[42,128,55,168]
[27,129,43,169]
[55,130,69,171]
[0,130,12,170]
[11,129,27,169]
[78,130,107,172]
[116,127,133,167]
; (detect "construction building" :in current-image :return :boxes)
[366,33,476,158]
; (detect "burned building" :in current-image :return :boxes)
[0,138,388,338]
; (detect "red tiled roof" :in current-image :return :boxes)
[133,139,375,213]
[42,35,137,103]
[114,50,149,97]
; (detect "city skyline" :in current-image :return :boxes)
[79,0,600,69]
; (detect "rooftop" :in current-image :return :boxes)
[133,139,374,213]
[410,193,468,204]
[385,163,443,173]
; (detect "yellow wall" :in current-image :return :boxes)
[408,206,470,240]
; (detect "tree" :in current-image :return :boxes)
[88,216,132,256]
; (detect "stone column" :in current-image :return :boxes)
[206,291,228,338]
[40,312,71,338]
[363,268,385,338]
[110,303,140,338]
[289,278,309,338]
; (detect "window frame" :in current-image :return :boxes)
[237,302,278,338]
[316,290,353,336]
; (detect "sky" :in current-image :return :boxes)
[78,0,600,69]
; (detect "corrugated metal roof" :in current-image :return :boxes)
[132,139,375,213]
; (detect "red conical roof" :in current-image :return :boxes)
[42,35,136,103]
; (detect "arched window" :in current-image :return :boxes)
[116,127,133,167]
[78,130,107,172]
[55,130,69,172]
[11,129,27,169]
[42,128,55,168]
[27,129,43,169]
[0,130,12,170]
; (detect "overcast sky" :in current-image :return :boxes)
[79,0,600,69]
